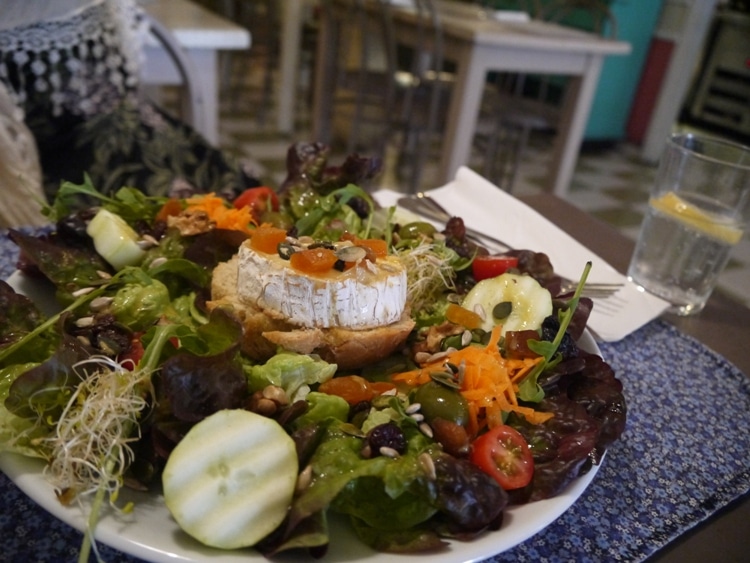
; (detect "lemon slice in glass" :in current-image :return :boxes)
[650,191,743,245]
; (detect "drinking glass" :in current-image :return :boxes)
[627,132,750,316]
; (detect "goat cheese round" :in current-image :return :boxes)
[236,240,408,330]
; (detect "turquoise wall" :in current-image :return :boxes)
[584,0,664,140]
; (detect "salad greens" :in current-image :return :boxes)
[519,261,592,402]
[0,142,626,559]
[45,174,167,225]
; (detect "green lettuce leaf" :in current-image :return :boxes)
[246,352,337,401]
[44,175,166,226]
[291,392,349,431]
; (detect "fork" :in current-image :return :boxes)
[397,193,624,299]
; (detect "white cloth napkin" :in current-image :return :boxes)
[373,166,670,342]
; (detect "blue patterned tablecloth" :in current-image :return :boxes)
[2,229,750,562]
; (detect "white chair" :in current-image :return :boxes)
[142,13,208,135]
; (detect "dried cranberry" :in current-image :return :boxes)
[366,422,407,455]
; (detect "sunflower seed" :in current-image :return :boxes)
[456,360,466,384]
[89,296,113,311]
[138,234,160,249]
[296,465,313,493]
[419,422,433,438]
[413,352,431,364]
[379,446,400,458]
[419,452,436,480]
[423,350,450,364]
[473,303,486,321]
[71,286,95,297]
[75,316,95,327]
[405,402,422,415]
[365,259,379,274]
[149,256,168,269]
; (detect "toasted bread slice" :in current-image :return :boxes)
[208,256,415,369]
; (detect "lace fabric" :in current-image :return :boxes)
[0,0,146,119]
[0,81,46,228]
[0,0,261,205]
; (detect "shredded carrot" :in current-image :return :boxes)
[184,193,256,234]
[393,325,552,432]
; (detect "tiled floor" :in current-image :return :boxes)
[209,55,750,310]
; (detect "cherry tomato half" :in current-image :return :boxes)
[233,186,280,222]
[471,255,519,282]
[470,424,534,490]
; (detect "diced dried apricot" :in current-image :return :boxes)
[289,247,338,273]
[445,303,483,330]
[155,198,184,223]
[356,238,388,258]
[504,330,543,359]
[250,225,288,254]
[319,375,375,405]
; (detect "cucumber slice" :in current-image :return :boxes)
[162,409,299,549]
[86,208,146,270]
[462,273,552,334]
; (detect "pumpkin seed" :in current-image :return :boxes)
[277,241,297,260]
[493,301,513,320]
[429,370,461,389]
[335,245,367,263]
[309,240,335,250]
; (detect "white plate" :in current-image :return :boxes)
[1,270,603,563]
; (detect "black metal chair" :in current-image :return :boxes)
[319,0,452,191]
[144,13,208,133]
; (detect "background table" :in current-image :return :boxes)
[312,0,631,198]
[141,0,251,144]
